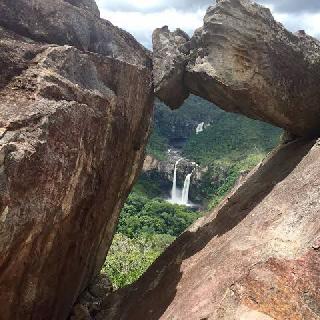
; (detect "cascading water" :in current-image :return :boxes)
[181,173,192,204]
[171,159,182,203]
[170,160,193,206]
[196,122,204,134]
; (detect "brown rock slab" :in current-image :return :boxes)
[0,9,153,320]
[152,26,190,108]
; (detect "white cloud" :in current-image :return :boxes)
[100,8,205,48]
[97,0,212,13]
[264,3,320,38]
[97,0,320,48]
[273,12,320,38]
[259,0,320,13]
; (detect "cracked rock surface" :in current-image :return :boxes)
[0,1,153,319]
[152,26,190,108]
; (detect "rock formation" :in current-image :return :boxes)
[153,0,320,137]
[1,0,320,319]
[98,0,320,319]
[69,274,113,320]
[65,0,100,16]
[0,1,153,319]
[153,27,190,108]
[0,0,150,67]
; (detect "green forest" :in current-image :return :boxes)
[102,96,282,289]
[102,193,201,289]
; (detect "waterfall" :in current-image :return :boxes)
[196,122,204,134]
[170,160,193,205]
[181,173,192,205]
[171,159,182,203]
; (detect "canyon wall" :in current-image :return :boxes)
[0,1,153,319]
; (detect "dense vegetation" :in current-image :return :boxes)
[147,96,222,159]
[103,95,282,289]
[102,192,201,289]
[146,130,168,161]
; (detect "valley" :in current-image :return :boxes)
[2,0,320,319]
[103,95,282,288]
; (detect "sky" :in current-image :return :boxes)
[96,0,320,48]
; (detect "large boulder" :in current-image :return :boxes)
[0,1,153,319]
[0,0,151,67]
[153,0,320,137]
[98,137,320,320]
[153,26,190,108]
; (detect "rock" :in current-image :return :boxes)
[64,0,100,16]
[153,0,320,136]
[88,274,112,298]
[70,274,113,320]
[142,155,160,172]
[98,137,320,320]
[0,1,153,319]
[0,0,151,67]
[152,26,190,108]
[70,304,91,320]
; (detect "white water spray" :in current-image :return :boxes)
[196,122,204,134]
[170,160,194,205]
[181,173,192,204]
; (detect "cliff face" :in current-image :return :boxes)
[0,0,150,67]
[0,1,153,319]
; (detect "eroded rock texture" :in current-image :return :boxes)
[0,1,153,319]
[0,0,151,67]
[99,137,320,320]
[153,27,190,108]
[153,0,320,136]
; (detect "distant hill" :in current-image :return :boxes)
[146,95,282,205]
